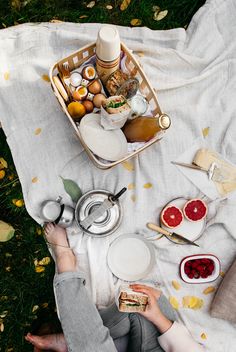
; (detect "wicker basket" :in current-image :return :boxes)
[49,42,166,169]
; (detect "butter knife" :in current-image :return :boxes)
[171,161,216,180]
[147,223,199,247]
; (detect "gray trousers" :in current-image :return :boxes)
[54,272,177,352]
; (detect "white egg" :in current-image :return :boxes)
[70,72,82,87]
[79,114,128,161]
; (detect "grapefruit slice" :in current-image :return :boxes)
[183,199,207,222]
[161,206,183,228]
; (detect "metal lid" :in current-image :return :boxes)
[75,190,122,237]
[130,94,148,116]
[158,114,171,130]
[117,78,139,100]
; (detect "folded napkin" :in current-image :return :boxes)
[173,140,236,200]
[193,149,236,197]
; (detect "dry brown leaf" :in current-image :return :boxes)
[137,51,144,57]
[154,9,168,21]
[172,280,181,291]
[0,323,4,332]
[202,127,210,138]
[87,1,95,8]
[143,182,152,189]
[34,128,42,135]
[42,302,49,308]
[106,5,113,10]
[220,271,225,277]
[32,177,38,183]
[131,194,136,202]
[203,286,215,295]
[122,161,134,171]
[4,72,9,80]
[41,74,50,82]
[79,15,88,19]
[32,305,39,313]
[50,19,64,23]
[169,296,179,310]
[130,19,142,26]
[120,0,131,11]
[201,333,207,340]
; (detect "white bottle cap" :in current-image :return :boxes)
[96,25,121,62]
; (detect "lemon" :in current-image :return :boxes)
[68,102,86,119]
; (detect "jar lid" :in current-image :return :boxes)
[117,78,139,100]
[158,114,171,130]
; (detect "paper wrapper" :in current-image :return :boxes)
[100,105,130,130]
[193,148,236,196]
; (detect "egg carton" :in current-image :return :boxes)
[49,41,168,170]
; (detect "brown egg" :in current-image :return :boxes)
[88,79,102,94]
[93,93,107,108]
[82,100,94,113]
[82,66,96,81]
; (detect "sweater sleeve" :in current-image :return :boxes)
[158,321,205,352]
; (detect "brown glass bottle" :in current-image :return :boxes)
[123,114,171,142]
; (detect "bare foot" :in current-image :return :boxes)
[44,223,70,255]
[25,332,68,352]
[44,223,76,273]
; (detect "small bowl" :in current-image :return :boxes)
[179,254,220,284]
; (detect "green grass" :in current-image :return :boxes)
[0,1,205,350]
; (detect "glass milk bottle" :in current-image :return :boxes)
[123,114,171,142]
[96,25,121,84]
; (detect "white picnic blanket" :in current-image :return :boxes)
[1,0,236,350]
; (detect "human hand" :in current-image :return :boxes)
[130,284,172,333]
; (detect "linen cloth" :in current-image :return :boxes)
[1,0,236,350]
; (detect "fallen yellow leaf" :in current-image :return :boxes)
[106,5,113,10]
[0,170,5,179]
[143,182,152,189]
[4,72,9,80]
[15,199,24,207]
[38,257,51,266]
[203,286,215,295]
[220,271,225,277]
[0,323,4,332]
[41,74,50,82]
[122,161,134,171]
[36,227,42,235]
[87,1,95,8]
[202,127,210,138]
[32,176,38,183]
[131,194,136,202]
[137,51,144,57]
[128,183,135,190]
[41,302,49,308]
[0,158,8,169]
[79,15,88,19]
[32,305,39,313]
[153,9,168,21]
[120,0,131,11]
[130,19,142,26]
[169,296,179,310]
[34,128,42,135]
[35,265,45,273]
[172,280,181,291]
[0,311,8,318]
[183,296,204,310]
[201,333,207,340]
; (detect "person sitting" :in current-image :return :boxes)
[26,223,204,352]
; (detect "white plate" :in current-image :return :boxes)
[107,234,155,281]
[160,198,206,244]
[79,113,128,161]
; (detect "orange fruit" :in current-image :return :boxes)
[67,102,86,119]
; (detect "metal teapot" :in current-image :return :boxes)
[41,196,74,228]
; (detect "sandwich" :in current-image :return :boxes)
[118,289,148,312]
[103,95,130,115]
